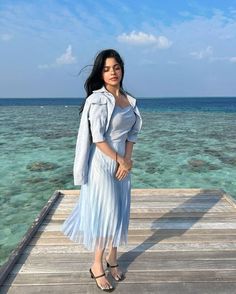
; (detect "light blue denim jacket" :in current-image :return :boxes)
[73,86,142,186]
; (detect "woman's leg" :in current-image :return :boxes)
[106,246,124,280]
[91,247,113,289]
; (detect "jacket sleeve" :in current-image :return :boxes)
[88,102,107,143]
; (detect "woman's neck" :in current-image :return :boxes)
[105,85,120,98]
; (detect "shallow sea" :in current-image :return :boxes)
[0,97,236,266]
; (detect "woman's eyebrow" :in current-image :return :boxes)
[104,63,120,68]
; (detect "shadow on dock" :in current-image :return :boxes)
[119,190,223,275]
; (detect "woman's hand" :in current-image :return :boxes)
[117,155,132,170]
[115,165,129,180]
[115,156,133,180]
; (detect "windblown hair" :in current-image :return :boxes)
[79,49,125,114]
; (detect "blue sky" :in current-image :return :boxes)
[1,0,236,98]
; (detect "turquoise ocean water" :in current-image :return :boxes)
[0,97,236,267]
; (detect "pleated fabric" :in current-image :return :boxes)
[61,105,136,251]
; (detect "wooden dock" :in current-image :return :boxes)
[1,188,236,293]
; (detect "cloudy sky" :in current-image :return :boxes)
[1,0,236,98]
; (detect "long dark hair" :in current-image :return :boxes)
[79,49,125,114]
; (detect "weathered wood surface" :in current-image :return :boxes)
[1,188,236,294]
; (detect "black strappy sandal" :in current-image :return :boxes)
[89,268,114,292]
[106,261,125,281]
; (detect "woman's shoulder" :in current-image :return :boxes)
[86,92,108,105]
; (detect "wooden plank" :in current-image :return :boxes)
[52,203,232,212]
[23,242,236,254]
[28,234,236,246]
[39,220,236,231]
[54,201,233,209]
[17,250,236,264]
[45,212,236,220]
[56,195,225,203]
[1,282,236,294]
[4,269,236,285]
[131,188,224,196]
[10,259,236,274]
[49,209,236,216]
[40,222,236,232]
[49,202,232,209]
[33,229,236,239]
[58,198,225,205]
[51,207,236,214]
[58,188,226,197]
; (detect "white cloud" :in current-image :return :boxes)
[118,31,156,44]
[117,31,172,49]
[229,57,236,63]
[190,46,213,59]
[38,45,77,69]
[198,55,236,63]
[190,47,236,64]
[56,45,76,65]
[0,33,13,42]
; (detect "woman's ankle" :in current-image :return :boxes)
[106,254,117,264]
[91,261,104,270]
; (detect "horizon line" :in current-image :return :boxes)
[1,96,236,99]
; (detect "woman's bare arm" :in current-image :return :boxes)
[125,141,134,160]
[95,141,132,170]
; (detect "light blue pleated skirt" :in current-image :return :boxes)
[61,140,131,251]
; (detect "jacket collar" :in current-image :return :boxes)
[93,86,136,108]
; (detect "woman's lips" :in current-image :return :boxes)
[110,77,118,81]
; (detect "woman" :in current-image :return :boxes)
[61,49,142,291]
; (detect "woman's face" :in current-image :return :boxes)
[102,57,122,88]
